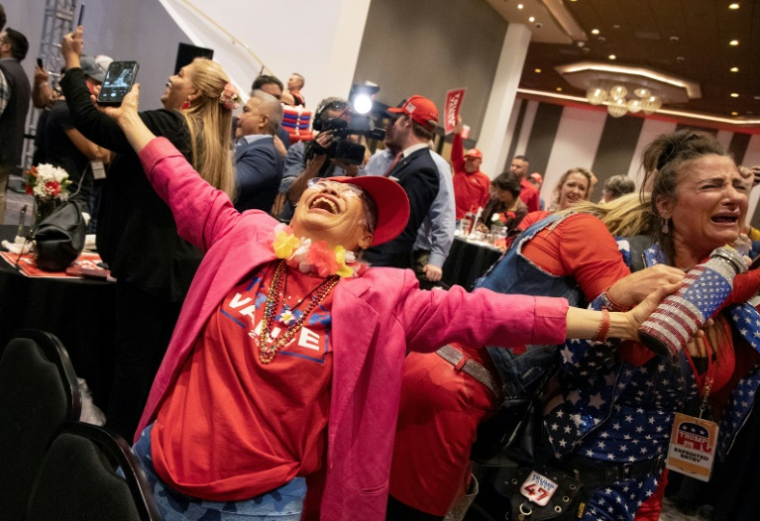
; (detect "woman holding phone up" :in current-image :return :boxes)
[59,28,239,440]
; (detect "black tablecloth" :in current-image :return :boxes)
[0,225,115,409]
[442,237,503,290]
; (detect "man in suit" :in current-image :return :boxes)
[0,27,30,223]
[233,90,284,213]
[363,95,440,269]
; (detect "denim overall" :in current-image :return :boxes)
[475,214,585,397]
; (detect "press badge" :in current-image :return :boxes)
[520,470,558,506]
[666,412,718,482]
[91,160,106,180]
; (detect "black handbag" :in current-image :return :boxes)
[472,372,553,464]
[31,200,86,271]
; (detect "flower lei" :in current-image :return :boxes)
[220,83,241,110]
[271,224,365,278]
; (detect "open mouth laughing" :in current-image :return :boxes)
[309,194,341,214]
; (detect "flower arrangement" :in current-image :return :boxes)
[24,164,72,224]
[271,224,365,278]
[220,83,242,110]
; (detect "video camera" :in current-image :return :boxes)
[321,115,385,166]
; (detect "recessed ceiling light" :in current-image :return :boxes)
[755,96,760,100]
[556,87,563,92]
[730,40,739,46]
[517,3,524,9]
[729,3,740,9]
[731,93,740,97]
[732,111,739,116]
[731,67,739,72]
[608,54,617,60]
[529,16,535,22]
[613,24,620,29]
[535,68,542,73]
[591,29,600,35]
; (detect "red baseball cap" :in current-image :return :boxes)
[464,148,483,159]
[330,176,410,246]
[388,95,439,131]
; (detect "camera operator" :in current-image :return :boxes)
[273,97,360,221]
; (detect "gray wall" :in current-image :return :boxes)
[353,0,508,142]
[6,0,190,110]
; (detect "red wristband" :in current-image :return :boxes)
[593,308,611,343]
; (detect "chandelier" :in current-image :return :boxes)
[586,85,663,118]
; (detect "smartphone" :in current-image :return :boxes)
[96,61,139,106]
[37,57,44,69]
[77,3,85,26]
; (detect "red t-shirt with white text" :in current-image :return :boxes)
[151,263,334,501]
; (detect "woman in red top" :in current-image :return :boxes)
[518,166,593,232]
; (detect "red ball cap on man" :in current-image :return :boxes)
[387,95,439,131]
[464,148,483,159]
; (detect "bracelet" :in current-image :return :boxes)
[593,308,611,343]
[601,289,631,312]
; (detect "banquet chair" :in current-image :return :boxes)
[25,421,162,521]
[0,329,82,521]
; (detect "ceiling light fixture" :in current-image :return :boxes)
[558,62,701,97]
[529,16,535,22]
[731,93,740,97]
[556,87,563,92]
[608,54,617,60]
[730,67,739,72]
[517,3,524,9]
[730,40,739,46]
[535,68,542,73]
[732,112,739,116]
[729,3,740,9]
[585,84,662,118]
[591,29,600,35]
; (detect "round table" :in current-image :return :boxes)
[442,237,503,290]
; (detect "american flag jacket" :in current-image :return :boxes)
[543,241,760,465]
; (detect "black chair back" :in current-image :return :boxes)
[26,422,162,521]
[0,330,81,521]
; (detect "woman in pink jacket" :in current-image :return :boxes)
[100,85,668,521]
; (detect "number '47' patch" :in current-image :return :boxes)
[519,470,559,506]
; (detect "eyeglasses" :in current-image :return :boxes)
[307,178,364,198]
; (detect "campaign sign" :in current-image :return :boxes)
[444,88,466,134]
[519,470,558,506]
[666,412,718,482]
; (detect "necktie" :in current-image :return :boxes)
[383,152,403,177]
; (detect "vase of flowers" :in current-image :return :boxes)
[24,164,72,225]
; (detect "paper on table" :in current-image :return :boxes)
[1,236,32,255]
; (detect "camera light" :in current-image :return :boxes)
[353,94,373,115]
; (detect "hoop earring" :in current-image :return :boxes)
[661,218,669,235]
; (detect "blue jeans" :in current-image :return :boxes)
[133,424,306,520]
